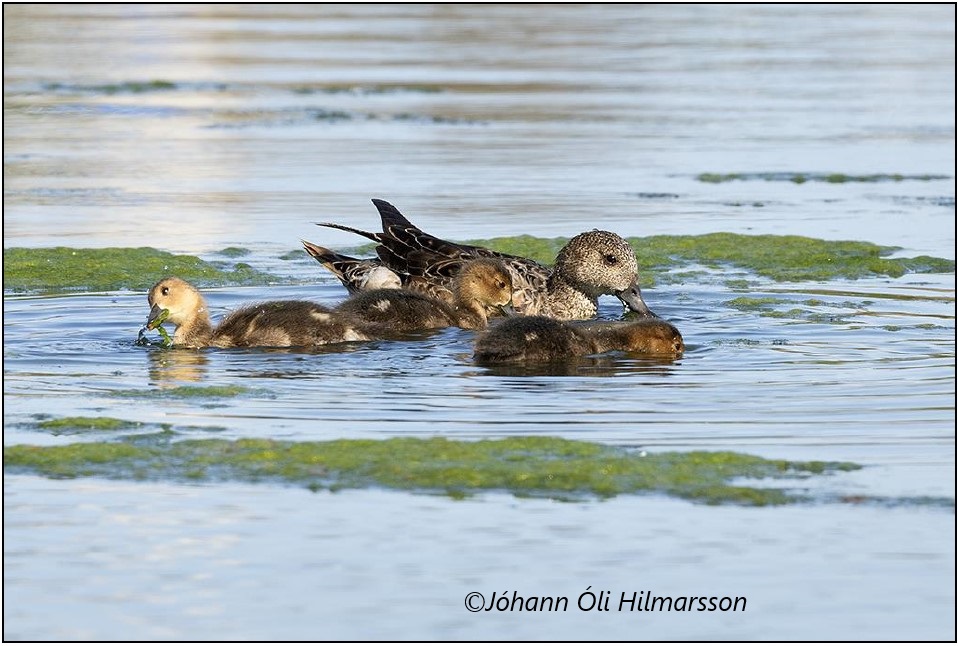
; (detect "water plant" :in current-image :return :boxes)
[3,435,863,506]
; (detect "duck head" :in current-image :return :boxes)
[554,230,656,317]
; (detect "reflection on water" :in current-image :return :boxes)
[472,353,684,378]
[147,348,209,385]
[3,4,955,641]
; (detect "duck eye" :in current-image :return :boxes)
[161,287,170,296]
[604,254,618,265]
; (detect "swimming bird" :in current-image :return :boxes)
[473,315,684,364]
[335,258,514,333]
[309,198,657,320]
[142,277,370,349]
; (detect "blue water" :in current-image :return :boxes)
[3,4,955,640]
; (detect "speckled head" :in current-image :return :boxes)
[553,230,655,317]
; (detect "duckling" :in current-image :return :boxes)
[143,277,371,349]
[310,198,657,320]
[335,258,514,334]
[473,316,683,364]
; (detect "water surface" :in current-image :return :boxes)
[3,4,955,641]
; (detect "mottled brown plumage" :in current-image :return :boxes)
[144,277,370,349]
[474,315,683,364]
[335,258,514,334]
[313,199,657,320]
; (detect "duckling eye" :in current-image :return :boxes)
[161,287,170,296]
[497,281,507,290]
[604,254,618,265]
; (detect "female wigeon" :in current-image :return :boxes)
[304,198,657,320]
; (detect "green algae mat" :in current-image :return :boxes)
[2,247,277,293]
[4,234,953,294]
[4,434,861,506]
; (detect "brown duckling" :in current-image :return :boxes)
[311,198,657,320]
[473,315,684,364]
[335,258,514,334]
[143,277,371,349]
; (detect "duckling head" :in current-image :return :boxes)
[554,230,656,317]
[454,258,515,317]
[618,319,684,355]
[146,277,210,342]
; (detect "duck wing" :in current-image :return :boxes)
[301,241,399,294]
[371,199,549,313]
[372,199,501,260]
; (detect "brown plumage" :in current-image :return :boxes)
[312,198,657,320]
[473,316,684,364]
[335,258,514,334]
[143,277,370,349]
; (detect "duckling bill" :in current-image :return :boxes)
[474,316,684,364]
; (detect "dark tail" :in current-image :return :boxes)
[371,198,417,232]
[313,222,381,243]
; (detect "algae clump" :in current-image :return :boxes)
[36,417,143,433]
[3,247,278,293]
[111,385,257,399]
[3,435,863,506]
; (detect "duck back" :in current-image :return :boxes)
[474,316,591,364]
[335,289,458,335]
[213,301,369,348]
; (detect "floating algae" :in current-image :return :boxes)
[137,307,172,347]
[4,235,953,295]
[3,247,278,294]
[35,417,144,433]
[3,435,865,506]
[110,385,259,399]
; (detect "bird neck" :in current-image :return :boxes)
[172,307,214,348]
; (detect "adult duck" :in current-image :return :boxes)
[306,199,657,320]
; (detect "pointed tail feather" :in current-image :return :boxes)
[314,221,381,243]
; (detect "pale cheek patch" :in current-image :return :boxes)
[372,300,392,313]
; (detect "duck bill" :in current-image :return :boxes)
[616,284,657,318]
[146,305,169,330]
[498,302,517,317]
